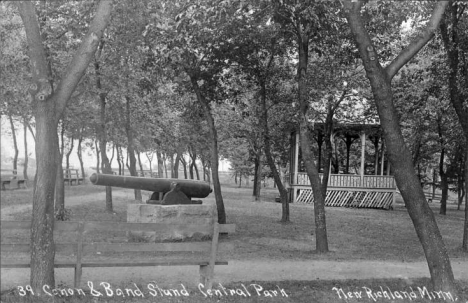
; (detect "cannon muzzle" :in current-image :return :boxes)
[90,173,211,204]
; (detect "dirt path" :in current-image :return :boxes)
[2,259,468,291]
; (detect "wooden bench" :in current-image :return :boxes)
[1,220,235,289]
[1,178,12,190]
[63,169,84,185]
[0,177,27,190]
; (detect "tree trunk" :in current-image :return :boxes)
[463,148,468,251]
[260,80,289,222]
[8,114,19,176]
[173,152,180,178]
[157,152,164,178]
[321,102,336,196]
[125,96,141,201]
[201,158,206,181]
[439,3,468,252]
[317,134,323,172]
[170,154,175,178]
[253,149,262,201]
[116,144,122,175]
[180,156,188,179]
[109,144,115,168]
[55,123,65,219]
[297,29,328,253]
[77,132,85,183]
[205,165,211,183]
[65,137,74,171]
[23,118,29,180]
[457,150,464,210]
[95,140,100,174]
[146,152,153,173]
[345,0,455,292]
[163,154,168,178]
[189,160,194,179]
[189,146,200,180]
[190,76,226,224]
[136,150,144,175]
[437,115,447,215]
[26,120,36,143]
[94,39,113,210]
[18,0,112,291]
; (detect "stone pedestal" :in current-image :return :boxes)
[127,203,216,242]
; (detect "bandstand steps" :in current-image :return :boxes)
[296,189,394,209]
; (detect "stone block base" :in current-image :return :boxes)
[127,203,216,242]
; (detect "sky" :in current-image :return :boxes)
[1,116,231,174]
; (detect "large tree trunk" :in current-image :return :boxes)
[190,77,226,224]
[297,30,328,253]
[345,0,456,293]
[18,0,57,288]
[125,96,142,201]
[8,114,19,176]
[17,0,112,292]
[260,81,289,222]
[23,118,29,180]
[439,3,468,252]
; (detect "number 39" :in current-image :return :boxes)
[17,285,34,296]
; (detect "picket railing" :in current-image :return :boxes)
[292,173,395,189]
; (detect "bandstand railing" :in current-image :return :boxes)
[292,172,395,189]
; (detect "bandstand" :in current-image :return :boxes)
[288,123,396,209]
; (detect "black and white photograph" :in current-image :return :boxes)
[1,0,467,302]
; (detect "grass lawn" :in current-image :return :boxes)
[1,181,467,302]
[1,183,467,262]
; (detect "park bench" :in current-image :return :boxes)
[1,178,12,190]
[0,171,27,190]
[63,169,84,185]
[1,220,235,289]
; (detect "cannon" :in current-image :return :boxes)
[89,173,211,205]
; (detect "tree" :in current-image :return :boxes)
[16,0,112,291]
[438,1,468,251]
[344,0,457,293]
[273,0,342,253]
[225,3,293,218]
[150,0,236,223]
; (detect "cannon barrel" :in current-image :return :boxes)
[89,173,211,198]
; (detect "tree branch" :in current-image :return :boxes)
[54,0,112,121]
[385,1,449,80]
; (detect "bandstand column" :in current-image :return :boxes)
[360,131,366,183]
[380,141,385,175]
